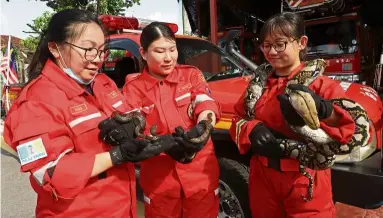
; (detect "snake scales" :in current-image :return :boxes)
[244,59,370,202]
[112,111,214,144]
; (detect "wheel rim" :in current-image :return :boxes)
[218,179,245,218]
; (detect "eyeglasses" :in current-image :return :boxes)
[64,42,109,61]
[260,39,297,53]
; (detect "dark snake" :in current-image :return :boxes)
[112,111,214,144]
[184,112,214,144]
[112,111,159,141]
[244,59,370,202]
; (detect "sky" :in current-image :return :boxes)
[0,0,181,39]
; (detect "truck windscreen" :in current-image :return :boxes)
[306,20,358,56]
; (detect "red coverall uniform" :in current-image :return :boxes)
[122,65,221,218]
[230,63,355,218]
[3,59,137,218]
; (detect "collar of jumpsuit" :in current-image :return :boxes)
[265,62,305,90]
[41,59,109,98]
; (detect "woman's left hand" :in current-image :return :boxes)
[285,84,333,120]
[173,120,213,152]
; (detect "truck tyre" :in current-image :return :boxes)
[218,157,251,218]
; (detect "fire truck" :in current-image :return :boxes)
[213,0,383,89]
[2,12,383,217]
[284,0,383,86]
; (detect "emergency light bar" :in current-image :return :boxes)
[99,15,178,33]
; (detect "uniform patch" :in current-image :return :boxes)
[178,83,192,92]
[108,91,118,98]
[70,103,88,114]
[17,138,48,166]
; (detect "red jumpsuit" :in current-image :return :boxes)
[230,63,355,218]
[3,59,137,218]
[122,65,221,218]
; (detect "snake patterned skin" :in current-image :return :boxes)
[243,59,370,202]
[112,111,215,144]
[112,111,159,141]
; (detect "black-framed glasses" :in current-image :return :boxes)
[260,39,297,53]
[64,42,109,61]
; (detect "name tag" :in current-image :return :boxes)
[70,103,88,114]
[17,138,48,166]
[108,91,118,98]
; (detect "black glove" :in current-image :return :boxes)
[277,94,306,127]
[98,118,136,146]
[173,120,213,152]
[109,135,178,165]
[164,144,197,164]
[165,120,213,163]
[249,123,284,158]
[287,84,333,120]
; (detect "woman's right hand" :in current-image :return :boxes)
[99,118,179,164]
[98,118,136,146]
[249,123,284,158]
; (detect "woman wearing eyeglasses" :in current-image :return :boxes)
[230,12,356,217]
[3,9,177,218]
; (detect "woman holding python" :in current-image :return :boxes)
[229,12,370,218]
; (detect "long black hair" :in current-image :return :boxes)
[139,22,176,69]
[259,12,307,60]
[28,9,103,81]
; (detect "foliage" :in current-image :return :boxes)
[108,49,126,60]
[19,0,141,52]
[21,11,53,51]
[39,0,140,16]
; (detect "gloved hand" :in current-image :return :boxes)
[98,118,136,146]
[285,84,333,120]
[164,144,196,164]
[249,123,284,158]
[277,94,306,127]
[165,120,213,164]
[109,135,178,165]
[173,120,213,152]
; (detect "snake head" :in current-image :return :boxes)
[288,90,320,130]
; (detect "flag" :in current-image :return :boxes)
[1,35,19,112]
[1,36,19,85]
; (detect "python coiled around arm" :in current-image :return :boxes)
[243,59,371,202]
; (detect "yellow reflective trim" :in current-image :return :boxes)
[214,121,232,130]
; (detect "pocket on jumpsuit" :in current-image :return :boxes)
[175,96,194,128]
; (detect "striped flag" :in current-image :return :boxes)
[1,35,19,86]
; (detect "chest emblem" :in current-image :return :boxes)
[70,103,88,114]
[108,91,118,99]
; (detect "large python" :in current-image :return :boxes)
[244,59,370,202]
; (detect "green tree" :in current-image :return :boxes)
[20,0,141,51]
[21,11,53,51]
[40,0,140,16]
